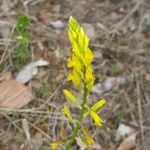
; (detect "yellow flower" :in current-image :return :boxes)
[67,71,80,88]
[67,54,82,72]
[63,89,80,107]
[62,106,74,122]
[89,110,103,127]
[90,99,105,111]
[50,140,64,150]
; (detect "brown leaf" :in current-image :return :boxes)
[117,134,136,150]
[0,80,32,108]
[92,77,126,96]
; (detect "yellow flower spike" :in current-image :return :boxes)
[81,48,94,67]
[67,54,82,73]
[63,16,106,149]
[85,66,94,82]
[84,66,95,92]
[62,106,74,122]
[89,110,103,127]
[67,71,80,88]
[63,89,80,107]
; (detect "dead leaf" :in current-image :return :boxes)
[116,124,137,150]
[92,77,126,96]
[0,80,32,108]
[117,134,136,150]
[50,20,65,29]
[115,124,135,141]
[16,59,49,83]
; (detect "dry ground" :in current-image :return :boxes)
[0,0,150,149]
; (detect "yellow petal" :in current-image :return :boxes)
[50,140,64,150]
[91,99,105,111]
[63,89,80,106]
[89,110,103,127]
[67,71,80,88]
[80,127,94,146]
[62,106,74,122]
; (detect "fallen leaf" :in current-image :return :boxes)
[0,80,32,108]
[116,124,137,150]
[16,59,49,83]
[50,20,65,29]
[117,133,136,150]
[92,77,126,96]
[115,124,135,141]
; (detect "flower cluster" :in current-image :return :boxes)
[56,16,106,149]
[67,16,95,94]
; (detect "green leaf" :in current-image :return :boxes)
[90,99,105,112]
[17,15,30,28]
[63,89,80,106]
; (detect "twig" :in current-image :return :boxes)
[2,113,23,132]
[22,119,31,140]
[136,81,144,147]
[0,108,59,114]
[28,121,52,140]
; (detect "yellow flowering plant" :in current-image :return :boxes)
[51,16,105,150]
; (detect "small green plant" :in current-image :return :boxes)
[144,20,150,29]
[116,110,126,123]
[13,15,30,70]
[52,16,105,150]
[111,62,124,75]
[38,82,51,99]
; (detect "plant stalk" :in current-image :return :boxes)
[66,86,88,150]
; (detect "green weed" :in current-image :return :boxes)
[116,110,126,123]
[111,62,124,75]
[38,82,51,99]
[144,20,150,29]
[13,15,31,70]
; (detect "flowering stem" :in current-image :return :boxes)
[66,86,88,150]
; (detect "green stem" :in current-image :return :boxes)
[66,86,88,150]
